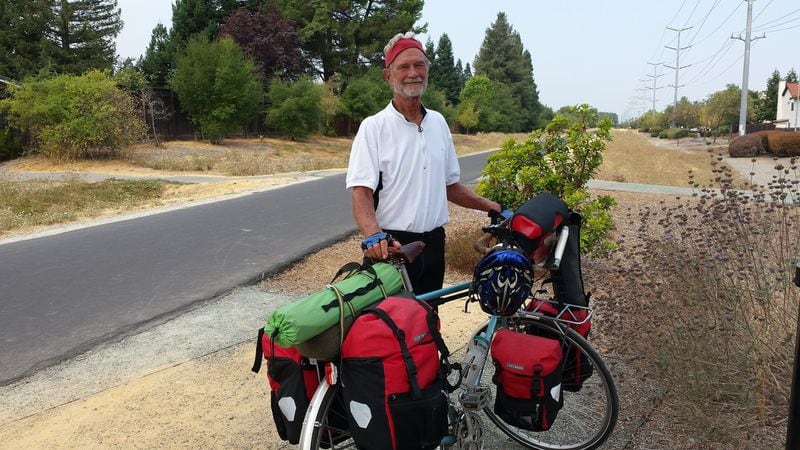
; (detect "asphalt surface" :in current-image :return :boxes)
[0,152,494,385]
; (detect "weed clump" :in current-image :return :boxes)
[608,153,799,444]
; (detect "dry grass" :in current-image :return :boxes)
[0,178,174,235]
[597,129,747,187]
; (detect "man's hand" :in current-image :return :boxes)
[361,231,401,260]
[488,205,513,223]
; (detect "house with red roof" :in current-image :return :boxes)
[776,80,799,129]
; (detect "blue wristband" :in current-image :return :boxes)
[361,231,389,250]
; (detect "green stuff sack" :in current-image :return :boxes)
[265,262,403,357]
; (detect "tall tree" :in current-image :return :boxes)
[139,0,241,87]
[754,69,781,122]
[47,0,123,74]
[669,96,701,128]
[429,34,461,105]
[787,69,798,83]
[274,0,425,82]
[701,84,745,135]
[474,12,543,130]
[219,5,304,82]
[0,0,53,80]
[138,23,173,86]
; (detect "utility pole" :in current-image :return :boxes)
[732,0,766,136]
[665,27,692,127]
[645,61,665,113]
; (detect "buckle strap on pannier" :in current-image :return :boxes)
[365,307,424,399]
[251,327,281,373]
[251,328,265,373]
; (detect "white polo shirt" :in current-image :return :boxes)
[346,101,461,233]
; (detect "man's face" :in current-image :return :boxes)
[384,48,428,99]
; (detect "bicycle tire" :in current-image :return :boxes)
[475,318,619,450]
[300,381,357,450]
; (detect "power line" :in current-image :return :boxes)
[682,0,704,28]
[685,39,737,85]
[752,6,800,28]
[753,15,800,33]
[686,0,723,47]
[689,2,743,47]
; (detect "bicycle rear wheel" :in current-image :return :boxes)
[476,318,618,450]
[300,381,357,449]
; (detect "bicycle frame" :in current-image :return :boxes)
[297,224,616,450]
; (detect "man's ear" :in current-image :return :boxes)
[382,68,391,82]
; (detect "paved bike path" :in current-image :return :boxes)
[0,153,493,385]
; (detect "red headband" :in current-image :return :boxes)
[384,38,425,68]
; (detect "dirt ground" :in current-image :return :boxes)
[0,135,792,449]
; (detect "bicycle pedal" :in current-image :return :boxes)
[459,386,492,410]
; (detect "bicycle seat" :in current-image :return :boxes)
[389,241,426,264]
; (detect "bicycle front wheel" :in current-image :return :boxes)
[299,381,357,449]
[477,318,619,450]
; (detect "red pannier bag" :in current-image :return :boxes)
[251,329,322,445]
[526,299,593,392]
[490,328,564,431]
[340,296,450,450]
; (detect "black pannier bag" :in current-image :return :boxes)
[490,328,564,431]
[509,192,569,264]
[549,211,589,307]
[251,329,323,445]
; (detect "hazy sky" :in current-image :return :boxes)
[116,0,800,120]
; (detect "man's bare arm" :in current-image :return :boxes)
[446,182,501,213]
[351,186,396,259]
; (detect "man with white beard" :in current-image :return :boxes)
[346,32,501,295]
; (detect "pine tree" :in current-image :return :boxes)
[474,12,543,131]
[139,23,173,87]
[754,69,781,122]
[425,38,436,63]
[47,0,122,74]
[0,0,53,80]
[787,69,798,83]
[274,0,425,82]
[429,34,461,105]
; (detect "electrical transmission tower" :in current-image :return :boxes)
[732,0,765,136]
[665,26,692,125]
[645,61,665,113]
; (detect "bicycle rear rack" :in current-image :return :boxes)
[517,298,593,327]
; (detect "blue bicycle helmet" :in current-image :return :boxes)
[472,247,534,316]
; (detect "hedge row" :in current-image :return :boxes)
[729,131,800,157]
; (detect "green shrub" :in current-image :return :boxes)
[266,77,324,140]
[659,128,690,139]
[170,36,262,143]
[649,127,663,137]
[0,128,24,161]
[476,104,617,257]
[0,71,145,159]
